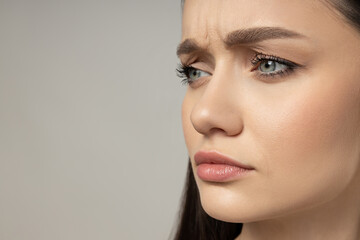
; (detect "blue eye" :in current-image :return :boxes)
[251,53,300,78]
[176,65,210,85]
[188,68,210,81]
[258,60,288,73]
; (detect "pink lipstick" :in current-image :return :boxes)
[194,150,255,182]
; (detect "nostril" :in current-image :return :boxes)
[208,127,229,135]
[209,125,243,137]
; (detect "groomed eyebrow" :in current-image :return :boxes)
[176,38,201,56]
[225,27,305,46]
[177,27,306,56]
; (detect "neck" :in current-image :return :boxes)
[236,177,360,240]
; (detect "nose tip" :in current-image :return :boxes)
[190,101,244,137]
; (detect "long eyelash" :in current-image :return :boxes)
[250,53,300,78]
[251,53,298,68]
[176,63,194,85]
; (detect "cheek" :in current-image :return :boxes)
[252,75,360,203]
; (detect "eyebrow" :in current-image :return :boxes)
[176,27,306,56]
[176,38,201,56]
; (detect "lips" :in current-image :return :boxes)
[194,150,254,182]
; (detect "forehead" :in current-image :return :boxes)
[181,0,340,43]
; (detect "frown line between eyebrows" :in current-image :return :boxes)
[177,27,307,57]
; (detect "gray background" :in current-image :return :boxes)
[0,1,187,239]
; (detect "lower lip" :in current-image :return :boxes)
[197,163,253,182]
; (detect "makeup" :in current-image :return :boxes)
[194,150,255,182]
[179,0,360,236]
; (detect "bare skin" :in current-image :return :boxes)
[178,0,360,239]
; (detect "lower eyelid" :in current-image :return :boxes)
[254,68,295,80]
[188,76,209,88]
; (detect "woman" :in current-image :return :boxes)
[174,0,360,239]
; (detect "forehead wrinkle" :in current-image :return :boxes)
[181,28,219,55]
[194,0,224,51]
[180,0,232,57]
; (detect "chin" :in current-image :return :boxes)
[197,182,316,224]
[197,185,264,223]
[200,196,255,223]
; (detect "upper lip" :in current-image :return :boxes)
[194,150,255,170]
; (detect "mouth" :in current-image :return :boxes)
[194,150,255,182]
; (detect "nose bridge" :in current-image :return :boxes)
[190,62,244,136]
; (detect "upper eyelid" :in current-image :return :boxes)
[177,64,209,76]
[184,53,297,68]
[187,62,213,74]
[193,67,211,74]
[250,53,302,68]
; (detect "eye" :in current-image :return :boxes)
[176,64,211,85]
[258,60,287,73]
[188,68,210,81]
[251,53,301,79]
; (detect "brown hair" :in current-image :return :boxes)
[324,0,360,31]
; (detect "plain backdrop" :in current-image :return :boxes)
[0,1,187,239]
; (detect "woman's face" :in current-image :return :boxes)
[179,0,360,222]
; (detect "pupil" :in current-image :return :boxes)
[260,60,276,72]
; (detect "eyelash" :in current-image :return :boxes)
[176,53,300,85]
[176,64,199,85]
[250,53,299,79]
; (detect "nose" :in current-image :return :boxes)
[190,71,244,137]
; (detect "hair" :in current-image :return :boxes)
[325,0,360,31]
[173,1,360,239]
